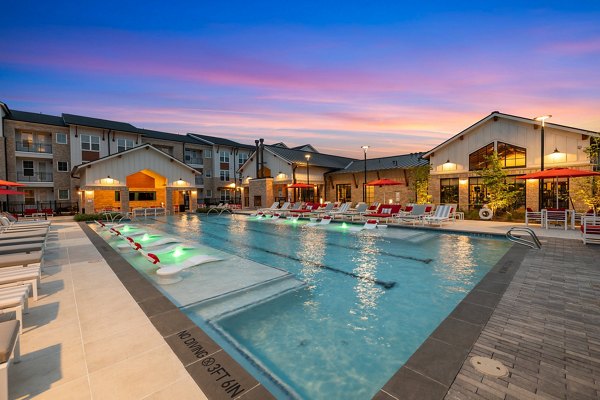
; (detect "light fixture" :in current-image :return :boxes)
[304,154,311,161]
[362,146,369,202]
[549,147,564,163]
[534,115,552,125]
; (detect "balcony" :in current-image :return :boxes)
[186,157,203,167]
[16,142,52,154]
[17,171,54,182]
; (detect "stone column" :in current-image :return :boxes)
[190,190,198,211]
[526,179,539,211]
[120,188,130,213]
[83,189,95,214]
[166,187,174,213]
[458,175,469,211]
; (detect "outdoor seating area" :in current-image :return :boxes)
[0,212,51,397]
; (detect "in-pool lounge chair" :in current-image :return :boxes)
[307,215,333,226]
[117,236,181,251]
[581,216,600,245]
[348,219,382,231]
[424,205,452,226]
[0,319,21,400]
[142,252,221,284]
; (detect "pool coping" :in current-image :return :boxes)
[79,222,277,400]
[81,218,530,400]
[373,242,530,400]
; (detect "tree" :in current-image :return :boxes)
[408,165,430,204]
[478,151,520,216]
[574,139,600,212]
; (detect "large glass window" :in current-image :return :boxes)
[336,184,352,203]
[542,179,569,209]
[129,192,156,201]
[440,178,459,203]
[469,143,494,171]
[468,177,487,207]
[506,176,526,208]
[498,142,526,168]
[81,134,100,151]
[365,185,374,204]
[220,170,230,181]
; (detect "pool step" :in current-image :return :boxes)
[405,232,436,243]
[187,274,305,321]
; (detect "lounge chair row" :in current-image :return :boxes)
[0,215,52,398]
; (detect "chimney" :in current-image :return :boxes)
[254,140,260,178]
[259,138,265,178]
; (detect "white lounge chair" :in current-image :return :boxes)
[257,202,279,214]
[0,251,42,269]
[0,230,48,240]
[581,216,600,245]
[265,202,290,215]
[307,215,333,226]
[0,266,40,301]
[0,319,21,400]
[342,203,369,221]
[394,204,428,225]
[327,203,350,219]
[0,286,31,334]
[0,216,50,228]
[142,252,221,284]
[424,205,452,226]
[0,243,44,256]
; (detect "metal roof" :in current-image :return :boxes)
[328,152,428,174]
[136,128,204,144]
[187,133,254,149]
[62,113,138,133]
[266,145,355,169]
[7,110,67,127]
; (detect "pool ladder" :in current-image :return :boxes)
[506,227,542,249]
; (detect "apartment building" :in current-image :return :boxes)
[0,103,253,214]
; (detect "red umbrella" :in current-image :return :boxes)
[0,189,25,195]
[366,178,403,203]
[517,168,600,208]
[0,180,25,187]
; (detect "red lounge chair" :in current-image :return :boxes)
[364,205,403,223]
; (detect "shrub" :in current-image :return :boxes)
[196,207,211,213]
[73,213,104,222]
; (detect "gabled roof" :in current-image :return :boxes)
[7,110,67,127]
[422,111,600,159]
[137,128,204,144]
[62,113,138,133]
[265,145,355,169]
[72,144,197,176]
[271,142,288,148]
[329,153,428,174]
[187,133,254,149]
[0,101,10,116]
[291,144,319,153]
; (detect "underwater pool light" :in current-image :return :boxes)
[341,223,348,229]
[122,225,130,232]
[141,234,150,241]
[173,246,184,257]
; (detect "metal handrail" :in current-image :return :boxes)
[506,227,542,249]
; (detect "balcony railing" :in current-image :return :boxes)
[17,171,54,182]
[186,157,203,165]
[16,142,53,153]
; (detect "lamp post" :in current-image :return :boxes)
[305,154,311,202]
[361,146,369,202]
[535,115,552,209]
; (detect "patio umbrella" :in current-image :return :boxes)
[517,168,600,208]
[0,179,25,187]
[0,189,25,195]
[366,178,403,204]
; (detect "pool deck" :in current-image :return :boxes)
[9,215,600,399]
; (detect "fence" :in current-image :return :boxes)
[2,201,79,215]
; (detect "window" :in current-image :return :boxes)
[57,161,69,172]
[115,191,121,201]
[468,177,487,207]
[24,189,35,205]
[21,132,33,148]
[205,149,212,158]
[220,170,230,181]
[219,190,232,201]
[497,142,526,168]
[469,143,495,171]
[81,134,100,151]
[591,137,600,172]
[336,184,352,202]
[440,178,459,203]
[205,189,212,198]
[220,151,230,163]
[238,152,248,166]
[58,189,70,200]
[117,138,134,153]
[129,191,156,201]
[365,185,374,204]
[55,133,68,144]
[23,160,34,176]
[205,170,212,178]
[155,145,173,156]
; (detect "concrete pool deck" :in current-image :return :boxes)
[9,215,600,399]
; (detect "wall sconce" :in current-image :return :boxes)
[548,147,565,163]
[442,159,456,171]
[191,190,197,195]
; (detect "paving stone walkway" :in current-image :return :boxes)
[445,238,600,400]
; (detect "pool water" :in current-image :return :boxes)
[126,214,512,400]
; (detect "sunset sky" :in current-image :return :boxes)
[1,2,599,158]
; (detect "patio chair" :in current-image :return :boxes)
[0,319,21,400]
[581,216,600,245]
[525,208,545,227]
[424,205,452,226]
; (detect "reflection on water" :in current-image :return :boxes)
[296,226,327,290]
[350,233,384,326]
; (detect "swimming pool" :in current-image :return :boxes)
[101,214,511,399]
